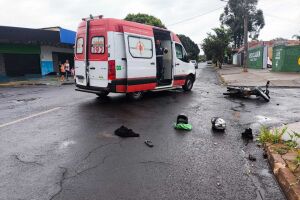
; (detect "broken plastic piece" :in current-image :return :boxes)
[263,152,268,159]
[242,128,253,139]
[114,125,140,137]
[144,140,154,147]
[248,154,256,161]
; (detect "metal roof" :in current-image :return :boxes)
[0,26,75,46]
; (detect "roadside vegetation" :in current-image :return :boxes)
[201,0,265,66]
[258,126,300,172]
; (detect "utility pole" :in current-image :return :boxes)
[243,0,249,72]
[243,12,248,72]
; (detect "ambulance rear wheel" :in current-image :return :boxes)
[127,91,143,100]
[96,91,109,98]
[182,75,194,91]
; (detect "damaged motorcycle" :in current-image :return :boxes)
[223,81,270,102]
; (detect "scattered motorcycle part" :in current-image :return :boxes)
[211,117,226,131]
[248,154,257,161]
[144,140,154,147]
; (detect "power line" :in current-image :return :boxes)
[264,13,299,25]
[167,6,224,27]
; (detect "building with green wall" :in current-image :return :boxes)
[272,45,300,72]
[247,46,268,69]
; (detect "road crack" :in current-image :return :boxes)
[13,154,43,166]
[82,142,121,161]
[49,167,67,200]
[48,154,113,200]
[139,160,175,166]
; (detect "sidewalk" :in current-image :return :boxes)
[0,76,75,87]
[217,65,300,88]
[265,122,300,200]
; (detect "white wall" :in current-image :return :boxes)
[40,45,74,61]
[233,54,238,65]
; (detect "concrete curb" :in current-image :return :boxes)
[226,84,300,89]
[0,81,74,87]
[265,144,300,200]
[215,66,300,89]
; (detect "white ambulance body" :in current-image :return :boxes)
[74,17,196,98]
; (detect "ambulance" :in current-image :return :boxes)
[74,16,196,99]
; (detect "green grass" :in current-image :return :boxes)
[258,126,287,144]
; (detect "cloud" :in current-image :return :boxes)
[0,0,299,44]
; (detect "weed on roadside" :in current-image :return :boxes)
[275,146,290,155]
[294,150,300,172]
[258,126,287,144]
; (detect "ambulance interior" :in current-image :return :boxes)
[153,29,173,86]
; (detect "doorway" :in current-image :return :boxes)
[153,28,173,86]
[4,53,41,77]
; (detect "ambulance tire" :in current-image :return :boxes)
[182,75,194,92]
[96,91,109,98]
[127,91,143,100]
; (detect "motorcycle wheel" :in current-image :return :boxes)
[257,89,270,102]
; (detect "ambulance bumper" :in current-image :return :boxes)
[75,83,116,93]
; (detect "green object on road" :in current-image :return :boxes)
[174,123,192,131]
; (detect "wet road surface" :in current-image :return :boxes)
[1,63,299,200]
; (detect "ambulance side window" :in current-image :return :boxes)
[91,36,105,54]
[175,43,188,63]
[128,36,153,59]
[175,43,183,60]
[76,38,84,54]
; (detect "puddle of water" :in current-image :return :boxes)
[59,140,76,149]
[259,169,272,177]
[232,111,241,121]
[255,115,272,123]
[97,132,117,139]
[240,149,266,200]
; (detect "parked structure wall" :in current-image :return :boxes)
[248,46,265,69]
[0,54,5,76]
[273,45,300,72]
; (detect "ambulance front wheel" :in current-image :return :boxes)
[182,75,194,91]
[127,91,144,100]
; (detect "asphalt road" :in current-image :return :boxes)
[1,63,299,200]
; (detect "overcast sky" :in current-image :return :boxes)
[0,0,299,46]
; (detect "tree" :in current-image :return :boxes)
[293,34,300,41]
[220,0,265,48]
[124,13,166,28]
[177,34,200,60]
[201,27,231,68]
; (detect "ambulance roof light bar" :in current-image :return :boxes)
[82,15,103,21]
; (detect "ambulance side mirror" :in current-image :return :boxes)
[183,55,189,62]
